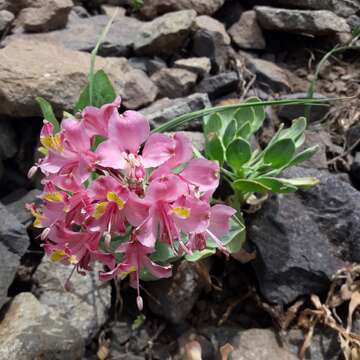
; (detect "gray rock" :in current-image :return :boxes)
[140,92,211,129]
[0,122,17,159]
[350,152,360,190]
[0,292,85,360]
[2,188,41,226]
[346,123,360,152]
[268,0,360,17]
[138,0,225,19]
[248,167,360,304]
[255,7,351,36]
[166,131,205,152]
[0,203,30,309]
[229,10,266,50]
[0,39,158,117]
[33,257,111,342]
[278,92,329,123]
[229,328,298,360]
[195,72,239,99]
[146,261,207,324]
[347,14,360,31]
[0,9,14,32]
[245,57,291,93]
[17,0,73,33]
[8,14,142,57]
[174,57,211,77]
[194,15,231,45]
[151,68,198,98]
[134,10,196,56]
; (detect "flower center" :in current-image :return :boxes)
[106,192,125,210]
[172,207,191,219]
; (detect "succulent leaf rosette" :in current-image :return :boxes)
[28,97,236,309]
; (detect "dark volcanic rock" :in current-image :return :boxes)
[195,72,239,99]
[248,167,360,304]
[350,152,360,190]
[0,202,30,308]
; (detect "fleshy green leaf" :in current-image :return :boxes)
[226,138,251,170]
[223,119,237,147]
[245,97,266,132]
[151,241,177,263]
[279,117,307,144]
[205,134,225,165]
[185,248,216,262]
[233,179,271,193]
[255,177,297,193]
[288,145,319,167]
[75,70,116,112]
[263,138,296,169]
[234,106,255,131]
[204,113,222,137]
[279,177,319,189]
[237,122,252,139]
[36,97,60,133]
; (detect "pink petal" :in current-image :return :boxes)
[109,110,150,154]
[135,214,157,248]
[172,196,210,234]
[88,175,123,200]
[146,174,188,202]
[209,204,236,238]
[180,158,220,192]
[124,192,150,227]
[95,140,126,169]
[141,134,174,168]
[141,256,172,279]
[61,118,91,152]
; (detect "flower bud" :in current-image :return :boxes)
[41,227,51,241]
[136,296,143,312]
[27,165,38,179]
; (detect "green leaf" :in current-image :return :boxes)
[245,97,266,132]
[255,177,297,193]
[263,138,296,169]
[288,145,319,167]
[204,113,222,137]
[237,122,252,140]
[223,119,237,147]
[226,138,251,169]
[234,106,255,130]
[279,177,319,189]
[279,117,307,144]
[151,242,177,263]
[75,70,116,112]
[233,179,271,193]
[36,97,60,133]
[205,134,225,165]
[185,248,216,262]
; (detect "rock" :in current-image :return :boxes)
[255,7,351,36]
[0,203,30,309]
[346,123,360,152]
[347,14,360,31]
[146,261,207,324]
[278,92,329,123]
[229,10,266,50]
[244,57,291,93]
[350,152,360,190]
[140,92,211,129]
[17,0,73,33]
[33,257,111,342]
[195,72,238,99]
[8,14,142,57]
[174,57,211,77]
[0,292,84,360]
[0,122,17,159]
[214,0,244,28]
[229,328,298,360]
[268,0,360,18]
[287,328,341,360]
[138,0,225,19]
[194,15,231,45]
[248,167,360,304]
[166,131,205,152]
[191,15,231,72]
[134,10,196,56]
[0,9,14,32]
[151,68,197,98]
[0,39,158,117]
[2,188,41,226]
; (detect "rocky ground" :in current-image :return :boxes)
[0,0,360,359]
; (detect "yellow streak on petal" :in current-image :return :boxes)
[68,255,78,265]
[172,207,191,219]
[43,192,64,202]
[94,201,108,219]
[118,266,137,280]
[30,208,44,228]
[40,134,64,153]
[38,146,48,156]
[50,249,66,262]
[107,192,125,210]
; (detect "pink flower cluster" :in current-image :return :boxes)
[28,98,235,309]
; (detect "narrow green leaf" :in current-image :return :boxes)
[36,97,60,133]
[226,138,251,170]
[233,179,271,193]
[75,70,116,112]
[223,119,237,147]
[288,145,319,167]
[264,138,296,169]
[279,177,319,189]
[205,134,225,165]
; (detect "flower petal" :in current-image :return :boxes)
[142,134,174,168]
[96,140,126,169]
[209,204,236,238]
